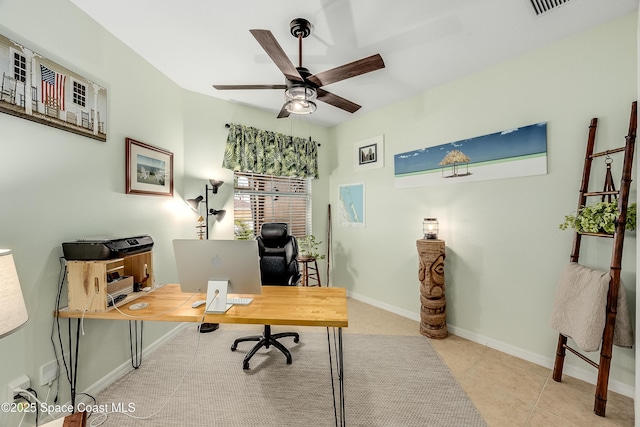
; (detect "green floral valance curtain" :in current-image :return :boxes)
[222,123,319,179]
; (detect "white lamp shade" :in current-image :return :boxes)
[0,250,28,338]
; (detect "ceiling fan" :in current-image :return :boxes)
[213,18,385,118]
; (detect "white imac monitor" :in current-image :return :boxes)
[173,239,262,312]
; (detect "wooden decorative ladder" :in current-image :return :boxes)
[552,101,637,417]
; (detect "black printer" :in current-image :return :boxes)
[62,235,154,260]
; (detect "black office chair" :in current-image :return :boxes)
[231,223,301,369]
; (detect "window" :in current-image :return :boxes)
[72,80,86,107]
[233,172,311,240]
[12,51,26,83]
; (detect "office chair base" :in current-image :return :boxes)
[198,323,219,333]
[231,325,299,369]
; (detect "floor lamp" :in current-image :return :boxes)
[185,181,226,333]
[0,249,28,339]
[186,179,226,239]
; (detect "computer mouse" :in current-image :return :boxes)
[129,302,149,310]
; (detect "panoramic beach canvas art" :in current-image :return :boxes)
[394,123,547,189]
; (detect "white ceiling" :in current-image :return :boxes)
[69,0,637,127]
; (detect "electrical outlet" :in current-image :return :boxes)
[40,360,58,385]
[7,375,30,402]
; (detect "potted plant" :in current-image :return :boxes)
[298,235,325,260]
[559,199,636,234]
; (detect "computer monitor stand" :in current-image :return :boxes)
[205,280,232,313]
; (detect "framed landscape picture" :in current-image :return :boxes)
[125,138,174,196]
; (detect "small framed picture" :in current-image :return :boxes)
[353,135,384,171]
[125,138,174,196]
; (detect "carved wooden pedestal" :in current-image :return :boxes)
[416,239,447,339]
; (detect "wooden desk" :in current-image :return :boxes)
[56,284,348,426]
[57,284,348,327]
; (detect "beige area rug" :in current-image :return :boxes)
[92,326,486,426]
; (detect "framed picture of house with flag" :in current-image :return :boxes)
[0,33,108,142]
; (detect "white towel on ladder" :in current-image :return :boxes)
[550,262,634,352]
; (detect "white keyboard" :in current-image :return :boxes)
[227,297,253,305]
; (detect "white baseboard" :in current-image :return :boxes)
[346,290,634,398]
[76,323,190,403]
[346,290,421,322]
[448,325,635,398]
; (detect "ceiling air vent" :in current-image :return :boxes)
[529,0,573,15]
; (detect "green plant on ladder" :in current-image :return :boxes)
[559,199,636,234]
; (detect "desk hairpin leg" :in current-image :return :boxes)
[327,327,345,427]
[67,318,81,412]
[129,321,144,369]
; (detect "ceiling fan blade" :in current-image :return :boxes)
[213,84,287,90]
[307,54,385,87]
[277,105,291,119]
[316,88,361,113]
[250,29,303,82]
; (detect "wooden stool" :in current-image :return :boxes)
[297,256,321,287]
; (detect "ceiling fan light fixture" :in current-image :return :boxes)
[284,99,317,115]
[285,85,317,102]
[284,84,317,115]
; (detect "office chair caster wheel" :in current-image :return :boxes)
[243,362,250,370]
[231,343,237,351]
[293,336,299,343]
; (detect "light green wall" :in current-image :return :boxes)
[0,1,189,424]
[328,12,637,391]
[0,1,331,424]
[0,1,636,425]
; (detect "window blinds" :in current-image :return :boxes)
[233,172,311,239]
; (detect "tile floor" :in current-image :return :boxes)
[343,298,635,427]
